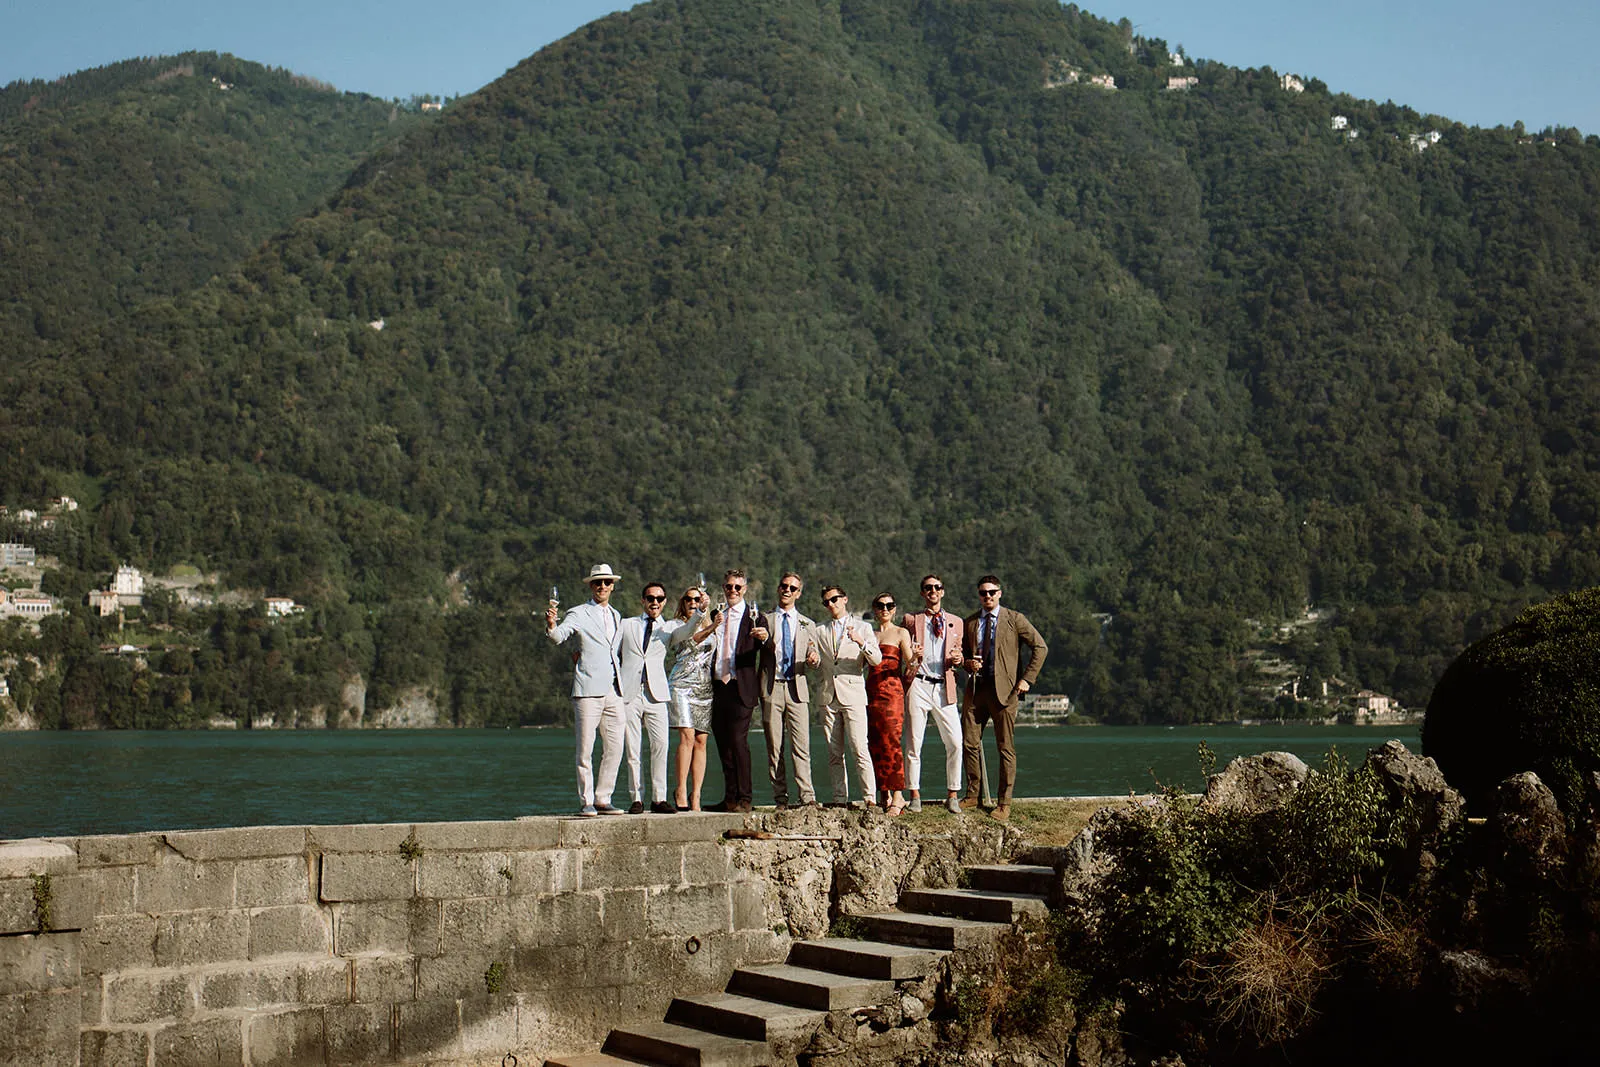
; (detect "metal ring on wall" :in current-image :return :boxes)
[685,936,701,955]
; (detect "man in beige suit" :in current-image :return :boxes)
[814,584,882,807]
[902,573,966,814]
[962,574,1048,821]
[757,571,821,808]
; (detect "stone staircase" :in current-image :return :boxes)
[546,862,1055,1067]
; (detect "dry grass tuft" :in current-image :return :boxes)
[1196,909,1330,1045]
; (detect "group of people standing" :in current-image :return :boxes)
[545,564,1047,821]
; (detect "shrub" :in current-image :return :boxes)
[1423,587,1600,816]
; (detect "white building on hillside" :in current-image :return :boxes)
[1280,73,1305,92]
[112,565,145,606]
[0,543,36,567]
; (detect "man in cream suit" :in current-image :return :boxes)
[962,574,1048,822]
[545,563,628,816]
[902,573,965,814]
[619,581,684,814]
[758,571,821,808]
[814,584,882,807]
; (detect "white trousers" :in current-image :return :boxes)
[573,694,626,807]
[624,696,671,803]
[905,677,962,794]
[822,693,876,804]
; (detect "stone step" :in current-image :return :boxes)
[786,937,948,980]
[603,1021,771,1067]
[857,911,1009,950]
[964,863,1056,896]
[899,887,1049,924]
[727,962,894,1012]
[545,1053,658,1067]
[666,992,825,1042]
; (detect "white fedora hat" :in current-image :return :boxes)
[585,563,621,582]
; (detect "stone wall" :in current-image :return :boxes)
[0,810,1016,1066]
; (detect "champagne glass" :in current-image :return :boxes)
[549,585,560,609]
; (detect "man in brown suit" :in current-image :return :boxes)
[961,574,1047,821]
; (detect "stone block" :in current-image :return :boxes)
[521,891,600,946]
[0,988,79,1067]
[0,839,77,879]
[415,950,510,1001]
[578,844,683,891]
[135,858,236,913]
[681,840,731,885]
[80,914,157,974]
[152,1017,245,1066]
[507,847,580,896]
[440,897,513,949]
[508,944,586,991]
[641,812,748,844]
[80,1027,149,1067]
[81,974,103,1026]
[731,876,771,931]
[198,958,348,1012]
[82,865,136,917]
[154,909,248,967]
[556,818,648,848]
[351,954,413,1003]
[308,824,415,855]
[246,1007,326,1066]
[0,930,78,994]
[48,873,94,931]
[71,834,162,870]
[332,901,405,957]
[333,899,438,958]
[646,883,731,938]
[235,857,313,908]
[249,905,331,959]
[106,971,191,1023]
[458,994,521,1057]
[394,998,460,1062]
[163,827,306,862]
[319,853,414,903]
[325,1003,392,1063]
[0,880,42,935]
[410,820,560,852]
[418,851,513,899]
[598,886,648,941]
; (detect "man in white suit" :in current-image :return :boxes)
[545,563,627,816]
[757,571,821,808]
[619,581,683,814]
[814,584,882,807]
[902,573,966,814]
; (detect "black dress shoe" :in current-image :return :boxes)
[628,800,645,815]
[651,801,677,814]
[704,801,731,812]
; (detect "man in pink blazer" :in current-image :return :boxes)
[901,573,965,814]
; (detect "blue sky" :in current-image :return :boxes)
[4,0,1597,134]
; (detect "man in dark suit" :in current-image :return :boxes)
[709,569,763,813]
[961,574,1048,822]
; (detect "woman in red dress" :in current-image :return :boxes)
[867,592,915,816]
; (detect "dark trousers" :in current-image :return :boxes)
[711,679,754,805]
[963,677,1018,803]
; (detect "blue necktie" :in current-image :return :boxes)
[781,613,794,680]
[641,617,653,683]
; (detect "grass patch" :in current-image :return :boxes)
[896,796,1147,846]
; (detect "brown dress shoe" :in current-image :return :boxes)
[991,804,1010,822]
[959,795,981,810]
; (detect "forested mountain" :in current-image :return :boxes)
[3,0,1598,729]
[0,52,419,355]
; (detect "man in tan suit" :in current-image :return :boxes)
[814,584,882,807]
[757,571,821,808]
[962,574,1047,821]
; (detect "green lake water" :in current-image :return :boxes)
[0,724,1421,839]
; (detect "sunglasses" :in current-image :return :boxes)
[922,584,943,592]
[978,587,1001,596]
[873,602,895,611]
[644,595,666,603]
[823,594,845,605]
[724,583,744,592]
[590,578,615,587]
[778,583,801,593]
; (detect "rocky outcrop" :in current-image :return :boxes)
[1204,751,1309,812]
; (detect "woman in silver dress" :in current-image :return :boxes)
[667,586,718,811]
